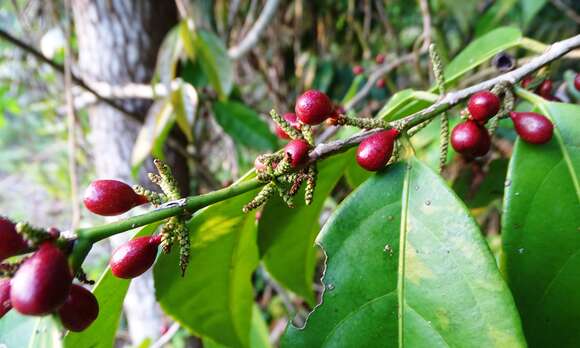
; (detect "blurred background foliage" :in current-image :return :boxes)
[0,0,578,347]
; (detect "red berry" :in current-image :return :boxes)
[376,78,386,88]
[509,112,553,144]
[58,284,99,332]
[0,217,28,261]
[284,139,310,168]
[574,73,580,91]
[375,54,385,65]
[0,278,11,318]
[467,91,500,123]
[10,242,72,315]
[110,236,161,279]
[450,121,491,157]
[295,90,334,125]
[536,79,553,99]
[521,75,534,89]
[275,113,300,140]
[83,180,148,216]
[356,129,399,171]
[352,65,364,75]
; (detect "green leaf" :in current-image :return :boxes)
[213,101,278,151]
[444,27,522,86]
[376,89,438,121]
[64,224,160,348]
[474,0,518,37]
[193,30,233,100]
[341,75,365,104]
[259,153,351,304]
[171,81,199,142]
[0,311,37,347]
[502,101,580,346]
[203,306,272,348]
[132,100,175,170]
[154,25,182,86]
[154,189,260,348]
[283,158,525,347]
[519,0,548,27]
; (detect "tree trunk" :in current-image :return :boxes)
[72,1,181,344]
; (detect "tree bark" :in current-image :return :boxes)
[72,0,180,344]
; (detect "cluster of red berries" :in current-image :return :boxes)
[451,91,554,158]
[0,218,98,332]
[272,90,399,172]
[83,180,162,279]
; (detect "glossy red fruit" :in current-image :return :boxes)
[536,79,553,99]
[450,121,491,157]
[376,78,386,88]
[275,112,300,140]
[509,112,554,144]
[58,284,99,332]
[110,236,162,279]
[467,91,500,123]
[375,54,385,65]
[83,180,148,216]
[352,65,364,75]
[295,90,334,125]
[284,139,310,168]
[0,217,28,261]
[356,129,399,171]
[10,242,72,315]
[0,278,11,318]
[574,73,580,91]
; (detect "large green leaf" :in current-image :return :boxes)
[193,30,233,100]
[444,27,522,86]
[203,305,272,348]
[64,224,160,348]
[154,189,260,348]
[283,158,525,347]
[502,100,580,347]
[259,153,351,304]
[213,101,278,151]
[0,311,37,347]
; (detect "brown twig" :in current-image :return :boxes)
[310,33,580,161]
[550,0,580,24]
[0,27,142,121]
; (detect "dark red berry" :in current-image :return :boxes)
[467,91,500,123]
[83,179,148,216]
[356,129,399,171]
[536,79,553,99]
[574,73,580,91]
[509,112,553,144]
[58,284,99,332]
[295,90,334,125]
[375,54,385,65]
[521,75,534,89]
[275,113,300,140]
[450,121,491,157]
[0,278,11,318]
[376,78,386,88]
[284,139,310,168]
[110,236,162,279]
[352,65,364,75]
[10,242,72,315]
[0,217,28,261]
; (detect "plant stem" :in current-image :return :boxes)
[63,32,580,270]
[78,178,262,244]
